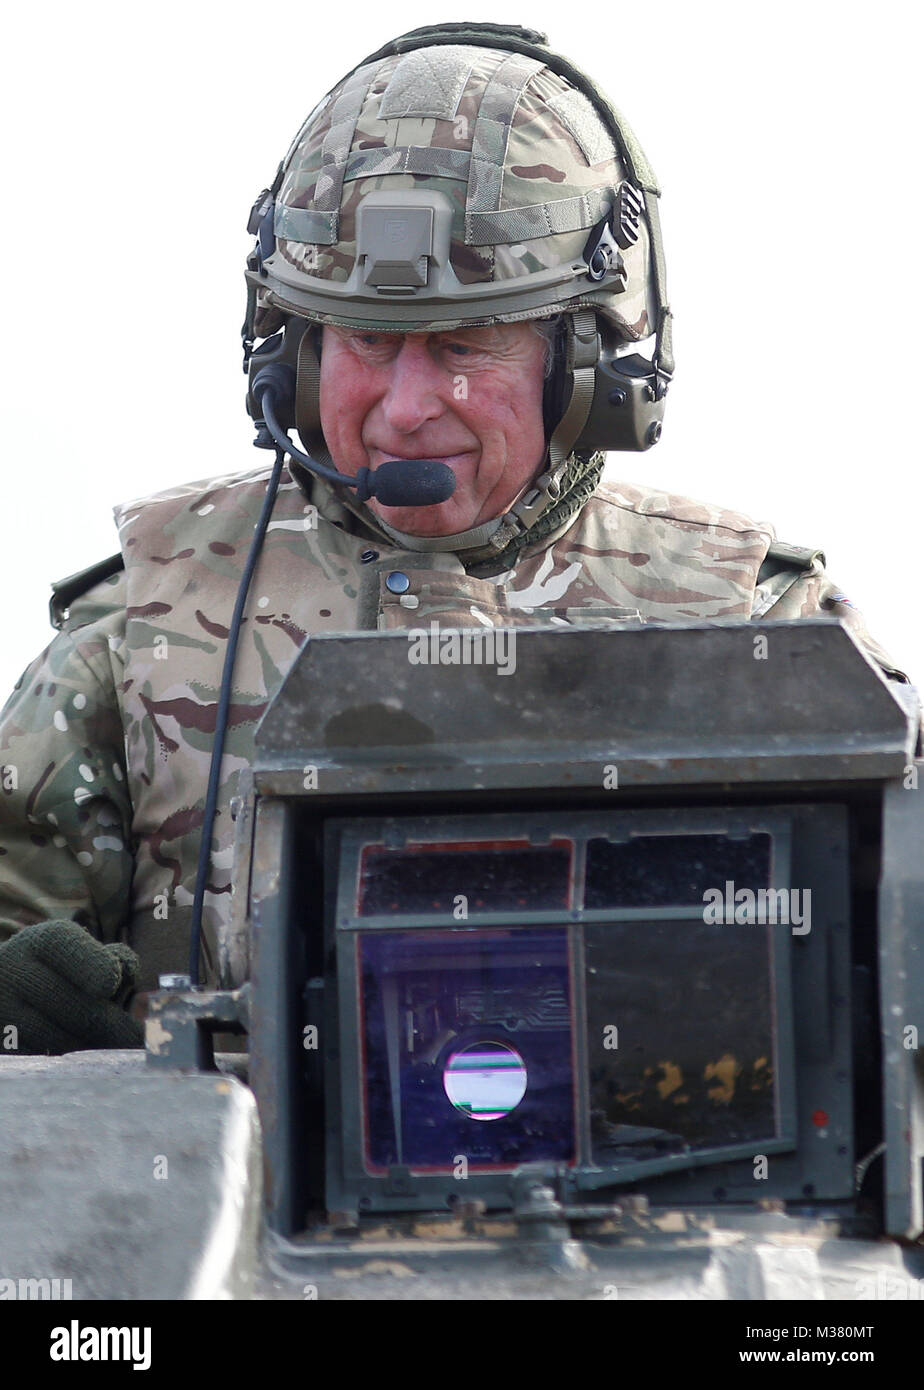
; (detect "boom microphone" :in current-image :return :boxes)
[365,458,457,508]
[253,365,456,508]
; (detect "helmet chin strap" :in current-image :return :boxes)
[372,512,507,554]
[365,464,552,554]
[287,428,602,579]
[293,437,572,565]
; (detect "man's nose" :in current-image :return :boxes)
[379,338,447,434]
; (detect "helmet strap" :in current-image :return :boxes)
[295,325,324,447]
[547,310,598,468]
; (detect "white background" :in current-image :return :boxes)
[1,0,921,697]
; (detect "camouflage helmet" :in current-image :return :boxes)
[245,24,670,357]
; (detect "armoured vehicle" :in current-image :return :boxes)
[3,614,923,1300]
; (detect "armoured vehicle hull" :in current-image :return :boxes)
[3,620,922,1301]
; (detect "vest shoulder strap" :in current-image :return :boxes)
[50,553,125,631]
[756,539,826,588]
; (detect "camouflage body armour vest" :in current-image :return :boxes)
[2,461,896,991]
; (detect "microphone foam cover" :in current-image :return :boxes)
[368,459,456,508]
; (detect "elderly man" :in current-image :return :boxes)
[0,22,907,1052]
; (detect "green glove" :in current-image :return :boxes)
[0,921,144,1055]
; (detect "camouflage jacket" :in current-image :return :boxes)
[0,462,909,990]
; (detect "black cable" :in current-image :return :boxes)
[253,369,455,507]
[188,443,287,985]
[259,389,375,500]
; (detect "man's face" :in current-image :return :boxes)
[319,321,548,535]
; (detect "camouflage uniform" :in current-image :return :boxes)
[0,463,906,991]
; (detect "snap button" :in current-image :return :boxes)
[385,571,411,594]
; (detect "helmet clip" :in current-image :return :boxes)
[246,189,276,277]
[359,204,435,291]
[582,214,627,288]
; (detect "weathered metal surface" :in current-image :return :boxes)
[253,1208,924,1300]
[222,770,256,989]
[877,778,924,1238]
[3,619,919,1301]
[235,619,922,1290]
[248,797,304,1234]
[3,1048,923,1299]
[253,620,915,794]
[145,985,251,1071]
[0,1054,262,1299]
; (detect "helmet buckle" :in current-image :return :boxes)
[582,215,627,288]
[247,188,275,236]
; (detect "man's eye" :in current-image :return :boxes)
[446,343,472,356]
[350,334,397,358]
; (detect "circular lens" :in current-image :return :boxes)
[443,1041,527,1121]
